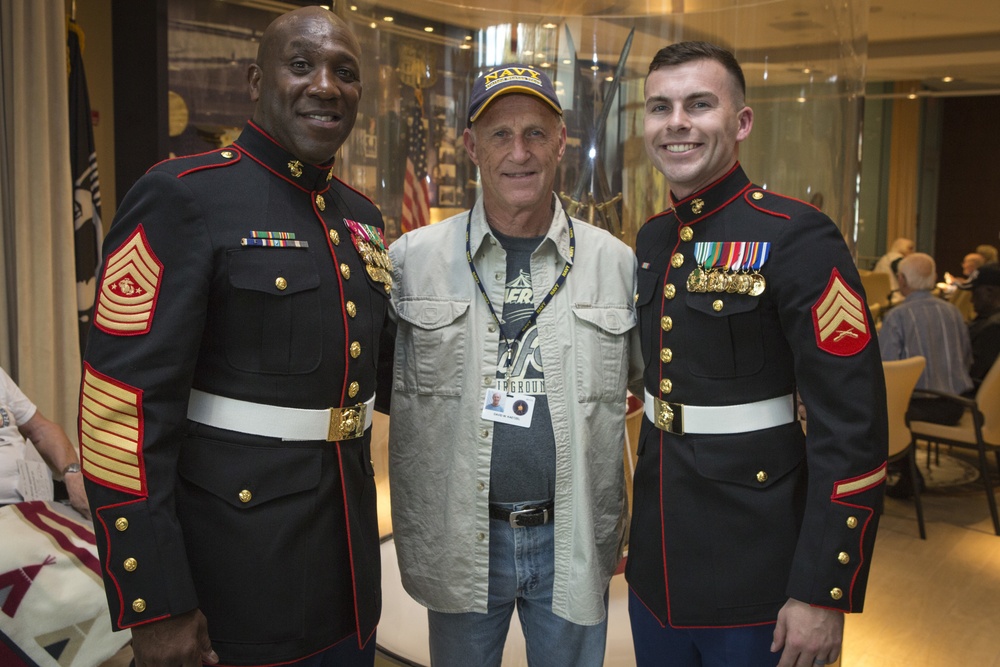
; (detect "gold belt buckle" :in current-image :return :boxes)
[327,403,367,441]
[653,398,684,435]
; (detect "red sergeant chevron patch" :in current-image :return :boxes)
[94,225,162,336]
[811,268,871,356]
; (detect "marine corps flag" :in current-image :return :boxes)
[68,20,103,353]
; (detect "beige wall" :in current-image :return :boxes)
[66,0,115,225]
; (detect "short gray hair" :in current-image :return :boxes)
[897,252,936,291]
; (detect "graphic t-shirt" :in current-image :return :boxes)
[488,228,556,503]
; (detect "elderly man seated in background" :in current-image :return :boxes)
[943,252,985,289]
[963,264,1000,390]
[1,366,88,516]
[879,253,974,497]
[874,237,915,297]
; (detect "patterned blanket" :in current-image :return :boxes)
[0,501,130,667]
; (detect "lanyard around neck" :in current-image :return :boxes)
[465,208,575,382]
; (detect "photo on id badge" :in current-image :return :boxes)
[481,388,534,427]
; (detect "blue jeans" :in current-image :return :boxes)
[629,590,779,667]
[427,502,609,667]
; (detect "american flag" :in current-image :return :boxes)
[401,92,430,233]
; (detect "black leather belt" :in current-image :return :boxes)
[488,501,554,528]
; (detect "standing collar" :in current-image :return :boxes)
[468,193,573,265]
[233,121,336,193]
[670,163,752,225]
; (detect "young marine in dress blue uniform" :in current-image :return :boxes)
[627,42,887,667]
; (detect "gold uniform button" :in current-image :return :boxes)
[220,150,234,159]
[346,301,357,318]
[483,376,494,387]
[315,194,326,211]
[713,300,724,312]
[680,227,694,242]
[752,191,764,200]
[477,532,486,542]
[838,552,851,565]
[671,253,684,268]
[664,283,676,299]
[756,471,768,483]
[660,348,673,363]
[350,341,362,358]
[115,518,129,532]
[132,598,147,613]
[846,516,858,529]
[830,587,844,601]
[480,429,489,438]
[477,481,485,492]
[123,558,138,572]
[329,229,340,245]
[340,263,351,279]
[659,378,672,394]
[661,316,673,331]
[239,489,252,503]
[348,381,360,398]
[275,277,287,291]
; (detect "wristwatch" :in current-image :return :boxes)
[62,463,81,475]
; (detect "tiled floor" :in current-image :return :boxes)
[840,455,1000,667]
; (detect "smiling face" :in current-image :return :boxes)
[463,94,566,235]
[248,8,362,165]
[643,59,753,200]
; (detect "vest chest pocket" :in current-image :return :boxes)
[395,298,470,396]
[572,304,636,403]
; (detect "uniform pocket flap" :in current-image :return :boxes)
[693,429,804,488]
[571,304,637,334]
[178,437,322,508]
[396,298,470,330]
[636,268,660,308]
[686,291,760,317]
[228,248,320,295]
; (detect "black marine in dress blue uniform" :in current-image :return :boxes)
[80,121,390,665]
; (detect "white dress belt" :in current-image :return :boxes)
[643,389,795,435]
[187,390,375,442]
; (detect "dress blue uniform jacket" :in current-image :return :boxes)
[80,122,390,665]
[626,164,887,628]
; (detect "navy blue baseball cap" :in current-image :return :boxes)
[468,64,562,125]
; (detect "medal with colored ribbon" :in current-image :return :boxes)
[688,241,770,295]
[344,219,393,291]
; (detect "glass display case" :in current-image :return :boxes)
[167,0,867,251]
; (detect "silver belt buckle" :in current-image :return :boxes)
[327,403,367,442]
[508,506,548,528]
[654,398,684,435]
